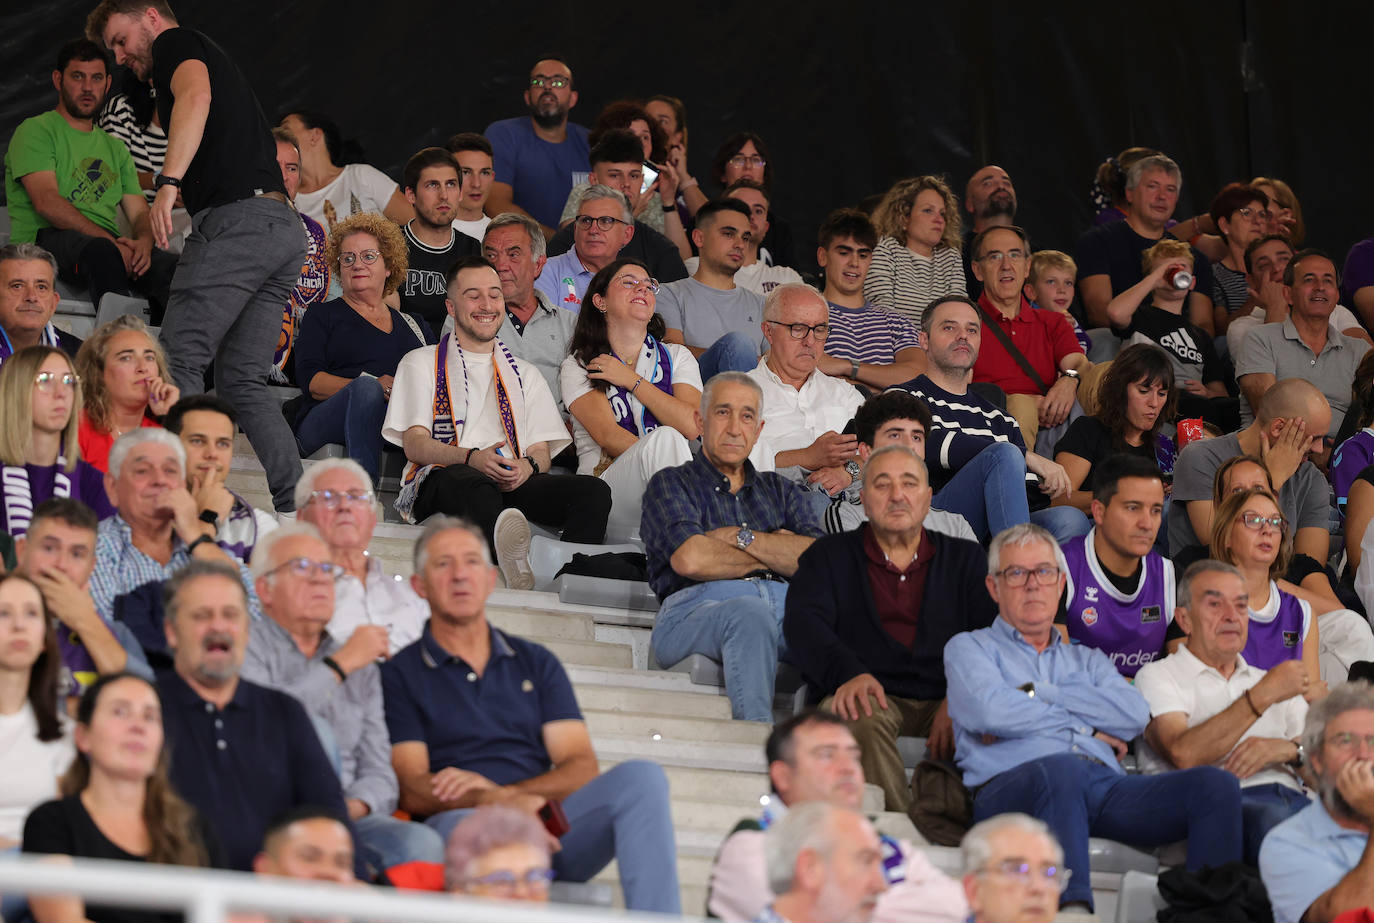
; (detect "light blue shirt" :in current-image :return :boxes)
[1259,798,1369,923]
[944,616,1150,787]
[533,248,593,313]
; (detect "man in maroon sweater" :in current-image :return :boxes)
[783,444,997,812]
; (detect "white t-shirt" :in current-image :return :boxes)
[0,703,73,841]
[1135,643,1308,792]
[383,341,572,460]
[559,341,701,475]
[453,215,492,239]
[295,163,399,232]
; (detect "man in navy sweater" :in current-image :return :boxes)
[783,444,997,812]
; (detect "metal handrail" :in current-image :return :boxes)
[0,855,693,923]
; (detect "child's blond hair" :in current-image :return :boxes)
[1028,249,1076,284]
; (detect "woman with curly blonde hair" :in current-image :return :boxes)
[294,211,434,484]
[73,315,179,472]
[863,175,965,326]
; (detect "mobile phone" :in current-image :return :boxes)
[539,800,570,838]
[640,161,660,195]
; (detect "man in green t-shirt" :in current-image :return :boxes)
[3,39,177,321]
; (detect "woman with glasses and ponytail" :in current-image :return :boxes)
[0,345,113,538]
[560,257,701,540]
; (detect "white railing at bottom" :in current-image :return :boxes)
[0,855,698,923]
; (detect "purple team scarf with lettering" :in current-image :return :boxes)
[607,336,675,439]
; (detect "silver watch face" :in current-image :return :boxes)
[736,526,755,549]
[845,460,861,478]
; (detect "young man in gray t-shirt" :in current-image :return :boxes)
[659,198,765,381]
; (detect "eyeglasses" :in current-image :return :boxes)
[574,215,630,231]
[265,557,343,581]
[1236,206,1272,221]
[727,154,767,169]
[978,860,1072,893]
[308,488,375,509]
[613,275,660,294]
[466,868,555,893]
[766,320,830,341]
[978,249,1028,263]
[1238,511,1286,532]
[1327,732,1374,752]
[34,371,79,392]
[529,75,570,89]
[995,565,1061,587]
[339,250,381,267]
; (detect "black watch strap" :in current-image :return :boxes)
[155,173,182,189]
[322,656,348,683]
[199,509,220,527]
[186,534,216,555]
[525,455,542,475]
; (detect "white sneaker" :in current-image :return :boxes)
[275,509,297,525]
[494,508,535,590]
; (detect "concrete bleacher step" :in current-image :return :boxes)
[486,608,595,642]
[578,683,732,720]
[595,733,766,773]
[540,638,632,670]
[490,588,657,629]
[582,709,771,747]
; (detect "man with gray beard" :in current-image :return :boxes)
[1260,681,1374,923]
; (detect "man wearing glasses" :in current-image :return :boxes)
[746,284,864,518]
[1261,681,1374,923]
[543,131,688,303]
[960,814,1066,923]
[969,225,1092,455]
[534,185,635,311]
[1134,560,1310,865]
[243,524,445,872]
[484,56,589,238]
[944,522,1243,913]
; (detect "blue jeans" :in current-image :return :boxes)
[973,753,1242,909]
[697,332,760,382]
[1240,783,1309,865]
[651,578,788,722]
[296,376,388,483]
[0,844,25,923]
[354,812,445,870]
[424,762,679,914]
[161,196,307,511]
[934,442,1090,543]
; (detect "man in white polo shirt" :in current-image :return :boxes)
[747,284,864,521]
[1135,559,1310,864]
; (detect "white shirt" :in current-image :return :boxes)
[1134,642,1309,792]
[453,215,492,239]
[559,341,701,475]
[0,703,73,841]
[294,163,399,231]
[683,256,802,296]
[328,555,431,656]
[746,358,864,457]
[383,340,572,459]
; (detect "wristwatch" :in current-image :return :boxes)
[524,455,542,475]
[199,509,220,527]
[844,459,862,482]
[849,360,861,380]
[1019,682,1036,698]
[736,526,755,549]
[154,173,182,189]
[1060,368,1082,386]
[1291,741,1305,767]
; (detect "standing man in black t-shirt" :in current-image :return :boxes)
[394,147,481,332]
[87,1,307,514]
[1075,154,1216,337]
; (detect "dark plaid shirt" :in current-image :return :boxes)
[641,449,822,600]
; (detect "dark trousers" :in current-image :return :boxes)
[413,463,611,552]
[36,226,178,322]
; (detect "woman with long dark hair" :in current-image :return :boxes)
[23,672,219,923]
[560,258,700,540]
[1053,343,1177,513]
[279,109,414,230]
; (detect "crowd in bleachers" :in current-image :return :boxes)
[7,1,1374,921]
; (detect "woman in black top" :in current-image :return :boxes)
[294,212,434,484]
[1053,343,1178,513]
[23,673,218,923]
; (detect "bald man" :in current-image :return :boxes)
[1169,378,1332,566]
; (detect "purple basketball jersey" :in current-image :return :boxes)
[1062,529,1175,677]
[1242,583,1309,670]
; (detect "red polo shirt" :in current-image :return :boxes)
[862,524,935,650]
[972,293,1084,396]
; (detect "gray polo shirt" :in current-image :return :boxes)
[1235,318,1371,434]
[656,276,766,353]
[497,289,578,407]
[1168,431,1332,554]
[242,616,397,814]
